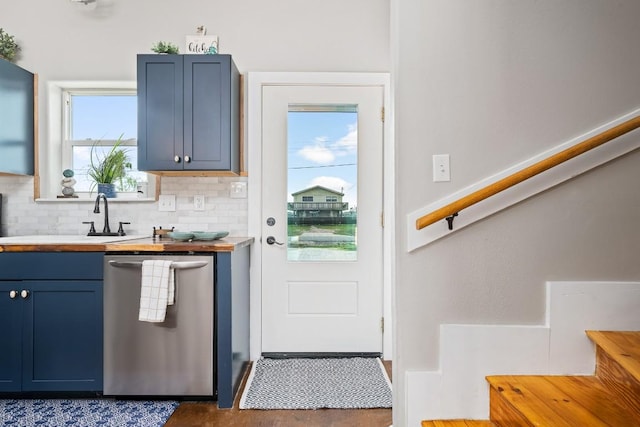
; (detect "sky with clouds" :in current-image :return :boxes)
[288,111,358,207]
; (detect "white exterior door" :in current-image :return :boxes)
[261,84,384,353]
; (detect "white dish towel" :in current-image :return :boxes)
[138,260,175,322]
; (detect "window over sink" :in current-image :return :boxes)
[40,81,156,201]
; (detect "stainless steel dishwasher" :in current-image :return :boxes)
[103,254,215,397]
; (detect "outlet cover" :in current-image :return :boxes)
[230,182,247,199]
[194,195,205,211]
[158,194,176,212]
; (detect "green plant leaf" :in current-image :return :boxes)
[87,134,132,193]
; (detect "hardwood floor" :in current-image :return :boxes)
[164,361,393,427]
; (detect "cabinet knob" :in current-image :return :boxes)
[20,290,29,299]
[184,155,191,163]
[174,155,181,163]
[9,290,17,299]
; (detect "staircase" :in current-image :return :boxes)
[422,331,640,426]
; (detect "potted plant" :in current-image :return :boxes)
[151,41,179,54]
[87,135,132,198]
[0,28,19,62]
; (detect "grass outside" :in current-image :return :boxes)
[288,223,357,237]
[288,223,357,251]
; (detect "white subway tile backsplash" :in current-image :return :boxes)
[0,176,249,237]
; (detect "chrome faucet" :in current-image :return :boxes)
[93,193,116,235]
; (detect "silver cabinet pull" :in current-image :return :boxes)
[108,260,208,270]
[9,290,17,299]
[184,155,191,163]
[174,155,181,163]
[21,290,29,299]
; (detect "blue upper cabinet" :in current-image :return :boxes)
[137,54,240,173]
[0,58,35,176]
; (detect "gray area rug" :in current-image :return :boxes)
[239,357,392,410]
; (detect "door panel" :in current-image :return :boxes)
[261,85,384,353]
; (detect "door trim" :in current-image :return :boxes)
[247,72,395,360]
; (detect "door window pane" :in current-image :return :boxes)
[287,105,358,261]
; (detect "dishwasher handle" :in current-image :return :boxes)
[108,260,209,270]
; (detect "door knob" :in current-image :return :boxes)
[21,290,30,299]
[266,236,284,246]
[9,290,17,299]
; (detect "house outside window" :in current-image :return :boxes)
[288,185,348,223]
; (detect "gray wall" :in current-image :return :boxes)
[0,0,389,236]
[393,0,640,425]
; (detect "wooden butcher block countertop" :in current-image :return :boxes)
[0,235,254,253]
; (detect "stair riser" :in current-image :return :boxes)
[595,345,640,419]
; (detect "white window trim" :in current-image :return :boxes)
[40,81,157,202]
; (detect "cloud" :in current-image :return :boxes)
[332,123,357,157]
[297,136,335,165]
[309,176,353,194]
[297,122,357,165]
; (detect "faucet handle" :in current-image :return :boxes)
[82,221,96,234]
[117,222,130,236]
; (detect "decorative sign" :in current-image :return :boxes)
[185,35,218,55]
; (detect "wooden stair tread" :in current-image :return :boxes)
[422,421,495,427]
[487,375,639,426]
[586,330,640,382]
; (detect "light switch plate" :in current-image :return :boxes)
[230,182,247,199]
[433,154,451,182]
[158,194,176,211]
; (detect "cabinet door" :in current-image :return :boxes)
[21,281,103,392]
[137,54,184,171]
[0,282,23,392]
[0,59,35,175]
[184,55,236,171]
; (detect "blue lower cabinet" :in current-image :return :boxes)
[22,281,103,391]
[0,282,23,392]
[0,253,103,393]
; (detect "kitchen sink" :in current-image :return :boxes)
[0,235,148,244]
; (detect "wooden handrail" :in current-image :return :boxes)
[416,115,640,230]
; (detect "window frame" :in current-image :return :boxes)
[63,88,139,196]
[42,81,157,201]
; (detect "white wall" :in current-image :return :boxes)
[6,1,640,425]
[0,0,389,237]
[393,0,640,425]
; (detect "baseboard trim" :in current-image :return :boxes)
[262,352,382,359]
